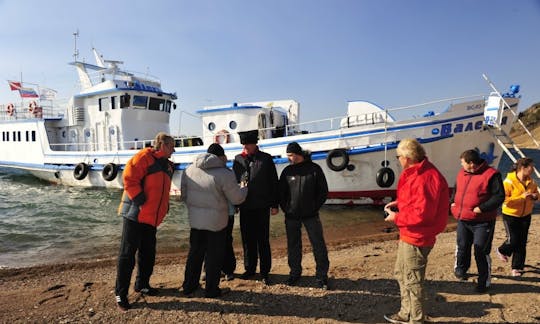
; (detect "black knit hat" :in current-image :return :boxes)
[286,142,303,155]
[239,130,259,144]
[207,143,225,156]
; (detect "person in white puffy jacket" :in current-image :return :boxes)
[180,143,247,298]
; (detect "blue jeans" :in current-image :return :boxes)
[285,216,329,280]
[455,219,495,287]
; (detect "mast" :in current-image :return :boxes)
[73,29,79,62]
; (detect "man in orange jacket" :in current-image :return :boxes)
[114,132,175,311]
[383,138,449,324]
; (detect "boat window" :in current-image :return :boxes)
[120,94,130,108]
[111,96,117,109]
[229,121,237,130]
[165,100,172,113]
[149,97,166,111]
[133,95,148,109]
[208,122,216,131]
[17,131,21,141]
[32,130,36,141]
[98,97,109,111]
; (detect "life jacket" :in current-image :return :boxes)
[451,161,498,221]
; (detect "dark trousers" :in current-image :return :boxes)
[222,215,237,275]
[240,207,271,275]
[285,216,329,280]
[498,214,531,270]
[115,218,157,298]
[183,228,226,295]
[455,219,495,287]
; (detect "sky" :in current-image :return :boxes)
[1,0,539,136]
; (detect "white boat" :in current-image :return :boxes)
[0,47,523,205]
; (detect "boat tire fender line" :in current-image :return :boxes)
[6,103,15,116]
[376,167,395,188]
[214,129,230,144]
[326,149,349,172]
[102,163,119,181]
[73,163,90,180]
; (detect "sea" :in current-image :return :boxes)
[0,149,538,269]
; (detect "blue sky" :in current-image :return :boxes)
[1,0,539,136]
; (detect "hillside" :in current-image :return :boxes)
[510,102,540,148]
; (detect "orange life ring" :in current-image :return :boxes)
[28,100,38,113]
[214,129,230,144]
[6,103,15,116]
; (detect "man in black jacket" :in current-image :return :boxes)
[233,130,279,285]
[279,141,329,289]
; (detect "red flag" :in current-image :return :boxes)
[8,81,21,91]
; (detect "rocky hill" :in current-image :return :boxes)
[510,102,540,148]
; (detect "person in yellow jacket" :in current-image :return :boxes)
[497,157,538,277]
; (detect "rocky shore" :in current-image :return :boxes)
[1,215,539,323]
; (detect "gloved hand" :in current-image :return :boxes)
[133,192,146,206]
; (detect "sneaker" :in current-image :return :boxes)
[316,279,329,290]
[181,284,200,297]
[384,313,408,324]
[284,276,300,286]
[239,271,255,279]
[223,273,235,281]
[511,269,522,277]
[205,287,230,298]
[115,295,131,312]
[134,286,159,296]
[454,268,468,280]
[496,248,509,263]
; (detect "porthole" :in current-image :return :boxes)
[229,121,237,130]
[208,122,216,131]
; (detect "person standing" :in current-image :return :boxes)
[233,130,279,285]
[451,149,505,293]
[115,132,176,311]
[279,142,329,289]
[497,157,538,277]
[383,138,449,324]
[181,143,247,298]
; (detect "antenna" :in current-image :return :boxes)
[73,29,79,61]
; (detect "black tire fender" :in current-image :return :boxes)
[376,167,395,188]
[102,163,119,182]
[326,149,349,172]
[73,163,89,180]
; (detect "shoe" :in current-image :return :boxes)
[134,286,159,296]
[454,268,468,280]
[205,287,230,298]
[284,276,300,286]
[223,273,235,281]
[511,269,523,277]
[261,274,271,285]
[181,284,200,297]
[496,248,509,263]
[384,313,408,324]
[475,284,488,293]
[316,279,329,290]
[115,295,131,312]
[239,271,255,279]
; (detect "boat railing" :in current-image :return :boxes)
[0,101,68,121]
[80,69,161,89]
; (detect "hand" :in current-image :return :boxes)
[270,207,279,215]
[473,206,482,213]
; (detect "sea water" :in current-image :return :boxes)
[0,150,537,269]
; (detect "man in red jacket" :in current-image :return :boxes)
[114,132,175,311]
[451,149,504,293]
[383,138,449,324]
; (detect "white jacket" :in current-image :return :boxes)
[181,153,247,231]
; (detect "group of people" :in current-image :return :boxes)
[113,131,330,311]
[383,141,538,324]
[111,132,538,324]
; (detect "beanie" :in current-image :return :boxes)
[286,142,303,155]
[239,130,259,145]
[207,143,225,156]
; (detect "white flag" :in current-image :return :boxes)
[40,88,57,100]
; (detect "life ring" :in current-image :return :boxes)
[213,129,230,144]
[326,149,349,172]
[28,101,38,113]
[6,103,15,116]
[73,163,90,180]
[102,163,119,181]
[376,167,395,188]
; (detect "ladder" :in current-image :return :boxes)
[482,74,540,178]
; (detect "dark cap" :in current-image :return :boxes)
[207,143,225,156]
[286,142,303,155]
[239,130,259,145]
